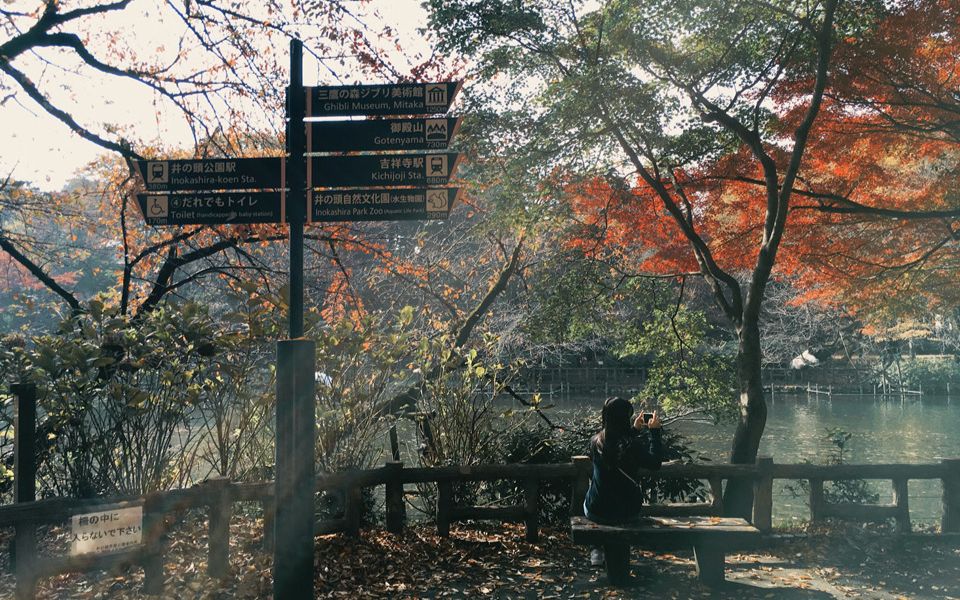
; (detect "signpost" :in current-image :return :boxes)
[306,117,461,152]
[132,38,461,600]
[135,191,284,226]
[307,81,461,116]
[312,152,461,188]
[312,187,460,222]
[134,157,283,192]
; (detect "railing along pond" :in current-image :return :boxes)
[3,456,960,598]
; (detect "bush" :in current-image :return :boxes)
[784,427,879,508]
[490,418,709,525]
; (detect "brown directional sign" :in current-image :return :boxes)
[311,188,458,222]
[134,157,283,192]
[308,117,461,153]
[307,81,461,117]
[136,192,284,226]
[311,153,461,188]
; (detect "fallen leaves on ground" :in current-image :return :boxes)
[0,516,956,598]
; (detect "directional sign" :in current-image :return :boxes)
[134,157,283,192]
[308,117,461,153]
[307,81,461,117]
[311,153,460,188]
[312,188,459,222]
[137,192,284,226]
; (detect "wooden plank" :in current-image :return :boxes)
[819,502,899,521]
[436,481,453,537]
[570,516,761,547]
[639,503,715,517]
[773,463,947,480]
[693,541,725,585]
[207,478,231,579]
[943,459,960,533]
[449,505,526,522]
[752,457,774,533]
[315,517,348,535]
[892,478,911,533]
[12,383,37,600]
[570,456,591,517]
[809,479,824,523]
[33,548,146,578]
[0,489,210,527]
[524,479,539,543]
[384,461,406,534]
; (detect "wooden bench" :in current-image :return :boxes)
[570,515,761,586]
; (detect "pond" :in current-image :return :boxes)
[548,393,960,525]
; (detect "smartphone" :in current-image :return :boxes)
[641,412,654,423]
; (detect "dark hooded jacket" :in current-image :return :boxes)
[583,427,663,522]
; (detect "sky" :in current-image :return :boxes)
[0,0,432,191]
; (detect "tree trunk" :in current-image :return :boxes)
[723,321,767,518]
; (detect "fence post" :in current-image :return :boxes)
[207,477,232,578]
[436,480,453,537]
[809,478,824,524]
[384,461,406,534]
[891,478,910,533]
[11,383,37,600]
[941,458,960,533]
[344,484,362,536]
[708,477,724,515]
[142,493,166,595]
[752,457,773,533]
[570,456,591,516]
[262,490,275,552]
[523,478,539,543]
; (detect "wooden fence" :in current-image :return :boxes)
[3,456,960,598]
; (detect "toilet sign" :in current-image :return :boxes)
[136,192,285,226]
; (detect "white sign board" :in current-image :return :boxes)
[70,504,143,556]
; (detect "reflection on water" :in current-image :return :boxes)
[546,394,960,524]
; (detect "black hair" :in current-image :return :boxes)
[594,396,633,464]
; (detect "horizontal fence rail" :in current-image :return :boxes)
[2,456,959,599]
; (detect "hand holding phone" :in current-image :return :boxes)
[635,410,662,430]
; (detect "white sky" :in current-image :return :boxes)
[0,0,432,191]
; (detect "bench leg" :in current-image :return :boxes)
[603,543,630,585]
[693,542,724,586]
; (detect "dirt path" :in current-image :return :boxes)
[1,519,957,598]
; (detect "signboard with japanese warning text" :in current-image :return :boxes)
[307,81,461,117]
[312,188,459,222]
[70,503,143,556]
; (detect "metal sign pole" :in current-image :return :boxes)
[275,38,316,600]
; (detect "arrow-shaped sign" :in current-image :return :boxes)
[134,157,283,192]
[136,192,285,226]
[307,117,461,153]
[311,153,461,188]
[311,188,459,222]
[306,81,461,117]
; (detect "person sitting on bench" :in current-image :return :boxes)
[583,396,663,565]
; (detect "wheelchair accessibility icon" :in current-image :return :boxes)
[147,196,168,218]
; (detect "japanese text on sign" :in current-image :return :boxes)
[71,505,143,556]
